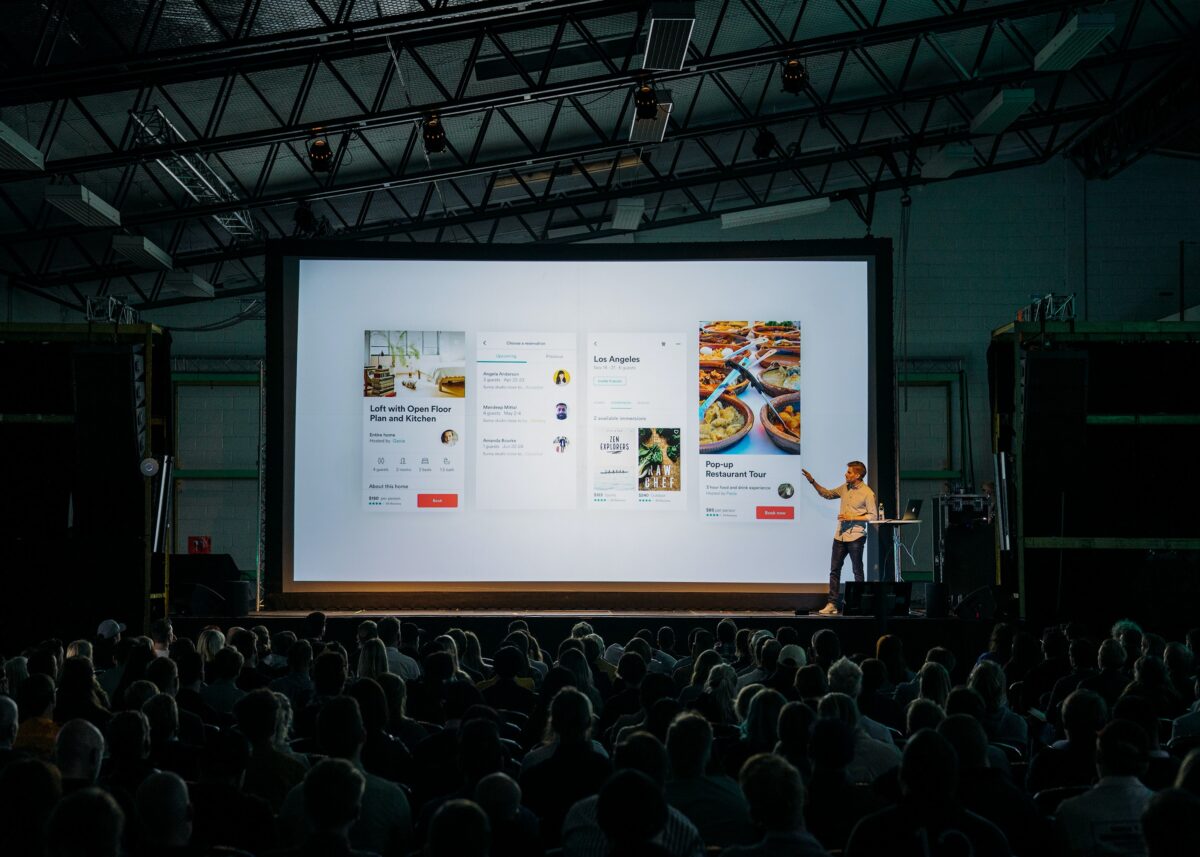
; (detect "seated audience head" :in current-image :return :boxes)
[794,664,828,701]
[739,753,806,833]
[924,646,957,676]
[142,693,179,744]
[1111,619,1142,659]
[617,651,648,688]
[876,634,908,683]
[135,771,191,847]
[899,729,958,805]
[986,622,1015,661]
[937,714,989,771]
[716,618,737,647]
[1042,625,1069,659]
[0,758,62,857]
[967,659,1008,713]
[428,799,490,857]
[1176,748,1200,794]
[906,698,945,735]
[107,710,151,762]
[1098,638,1126,671]
[313,650,348,696]
[304,757,364,834]
[811,629,841,667]
[234,688,279,745]
[1096,719,1149,778]
[356,638,388,681]
[570,620,594,639]
[1068,637,1099,673]
[816,692,860,729]
[317,695,367,760]
[667,712,713,778]
[144,656,179,696]
[615,731,670,785]
[826,657,863,699]
[944,686,986,722]
[690,649,722,687]
[474,771,522,824]
[597,770,668,853]
[809,717,855,772]
[124,679,158,712]
[196,629,225,664]
[735,684,765,723]
[491,645,525,681]
[1062,689,1108,741]
[1142,788,1200,857]
[212,646,244,684]
[777,626,799,647]
[778,644,806,670]
[346,677,389,736]
[55,719,105,782]
[302,611,327,641]
[547,687,593,744]
[46,788,124,857]
[917,661,951,709]
[0,695,18,748]
[744,688,786,746]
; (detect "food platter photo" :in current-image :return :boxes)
[760,391,802,454]
[754,349,801,397]
[699,360,750,397]
[699,393,754,453]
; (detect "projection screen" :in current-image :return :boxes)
[268,241,892,594]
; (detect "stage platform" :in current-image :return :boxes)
[173,611,992,666]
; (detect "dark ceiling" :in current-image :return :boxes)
[0,0,1196,310]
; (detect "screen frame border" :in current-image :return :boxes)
[266,238,894,602]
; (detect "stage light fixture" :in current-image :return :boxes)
[781,59,808,95]
[634,84,659,121]
[0,121,45,171]
[112,234,173,270]
[720,197,830,229]
[920,142,977,179]
[609,198,646,231]
[970,89,1036,135]
[643,1,696,71]
[751,129,777,159]
[307,136,333,172]
[44,184,121,227]
[423,116,447,154]
[1034,13,1115,72]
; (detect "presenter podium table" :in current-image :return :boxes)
[870,519,921,582]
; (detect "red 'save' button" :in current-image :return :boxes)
[756,506,794,520]
[417,494,458,508]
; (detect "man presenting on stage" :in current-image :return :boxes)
[802,461,878,615]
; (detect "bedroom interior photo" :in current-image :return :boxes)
[363,330,466,398]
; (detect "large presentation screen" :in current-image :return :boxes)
[274,244,885,592]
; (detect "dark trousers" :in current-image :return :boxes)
[829,538,865,605]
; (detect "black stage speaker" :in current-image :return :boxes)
[189,581,253,618]
[924,583,949,619]
[954,586,997,621]
[168,554,249,617]
[843,581,912,616]
[944,522,996,597]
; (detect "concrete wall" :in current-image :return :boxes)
[5,154,1199,573]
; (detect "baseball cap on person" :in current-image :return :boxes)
[96,619,126,640]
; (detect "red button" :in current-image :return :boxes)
[417,494,458,508]
[756,506,794,519]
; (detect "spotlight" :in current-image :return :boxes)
[781,58,808,95]
[423,116,447,154]
[307,136,333,172]
[634,84,659,121]
[751,129,777,159]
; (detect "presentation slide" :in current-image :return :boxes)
[287,254,874,588]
